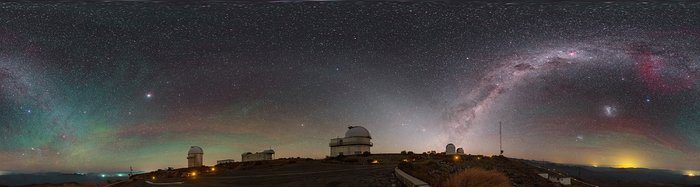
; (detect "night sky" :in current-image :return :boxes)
[0,2,699,173]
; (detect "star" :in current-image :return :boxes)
[0,2,697,176]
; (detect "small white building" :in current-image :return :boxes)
[559,177,571,185]
[216,159,235,165]
[329,126,373,157]
[456,148,464,155]
[187,146,204,168]
[539,173,571,186]
[242,149,275,162]
[446,143,456,155]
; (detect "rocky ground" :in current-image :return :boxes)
[398,154,592,187]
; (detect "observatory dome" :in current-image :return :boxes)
[189,146,203,154]
[446,143,456,155]
[345,126,371,138]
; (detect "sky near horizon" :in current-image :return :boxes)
[1,2,699,173]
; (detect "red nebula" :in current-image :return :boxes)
[633,46,692,94]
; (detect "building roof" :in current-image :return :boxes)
[188,146,203,154]
[345,126,371,138]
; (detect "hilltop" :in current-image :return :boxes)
[114,153,589,187]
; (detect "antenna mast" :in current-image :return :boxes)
[499,121,503,156]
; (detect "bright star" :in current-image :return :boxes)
[146,93,153,98]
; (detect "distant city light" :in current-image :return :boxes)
[100,174,106,178]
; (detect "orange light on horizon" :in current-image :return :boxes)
[211,167,216,171]
[686,170,697,177]
[614,155,642,168]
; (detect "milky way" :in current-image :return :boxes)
[448,37,700,169]
[0,2,699,173]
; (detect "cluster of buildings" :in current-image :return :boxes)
[181,126,380,168]
[187,126,481,169]
[445,143,465,155]
[241,149,275,162]
[538,173,572,185]
[185,126,374,167]
[186,146,275,168]
[183,126,577,186]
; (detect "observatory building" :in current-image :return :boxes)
[329,126,373,157]
[456,148,464,155]
[187,146,204,167]
[216,159,235,165]
[241,149,275,162]
[446,143,456,155]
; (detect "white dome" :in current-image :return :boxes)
[189,146,203,154]
[345,126,371,138]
